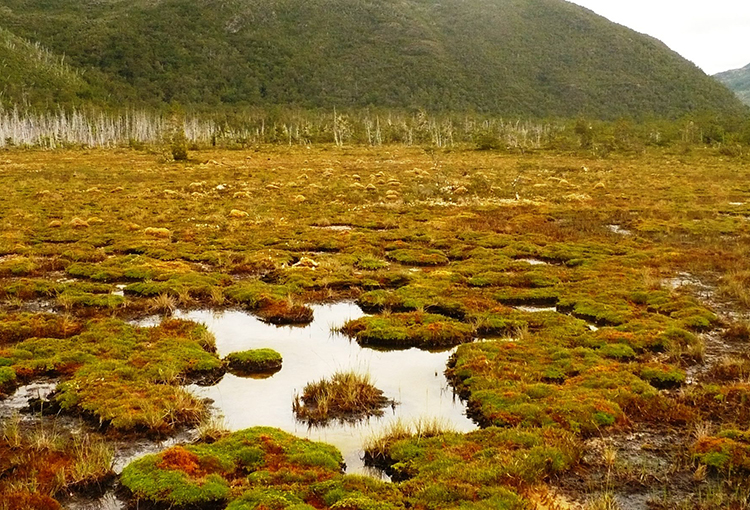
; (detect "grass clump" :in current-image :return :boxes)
[0,313,82,344]
[0,366,16,393]
[557,298,626,326]
[493,288,559,306]
[597,343,636,360]
[364,426,578,504]
[293,371,393,424]
[341,312,475,349]
[197,414,230,443]
[225,349,283,376]
[0,424,113,508]
[355,254,390,270]
[255,299,314,325]
[446,341,658,434]
[364,418,456,466]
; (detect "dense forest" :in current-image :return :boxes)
[0,0,746,119]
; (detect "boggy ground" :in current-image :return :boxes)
[0,145,750,508]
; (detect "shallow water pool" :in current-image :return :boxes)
[141,302,477,476]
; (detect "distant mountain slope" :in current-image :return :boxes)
[0,0,745,117]
[0,27,95,107]
[715,63,750,106]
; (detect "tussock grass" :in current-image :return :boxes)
[0,422,113,505]
[724,321,750,342]
[196,414,229,443]
[719,270,750,308]
[293,370,393,424]
[255,297,314,325]
[149,292,177,314]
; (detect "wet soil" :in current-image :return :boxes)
[552,272,750,509]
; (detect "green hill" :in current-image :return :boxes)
[715,63,750,106]
[0,26,96,107]
[0,0,745,117]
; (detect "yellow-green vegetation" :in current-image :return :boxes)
[1,144,750,507]
[2,317,222,432]
[120,423,577,509]
[341,312,474,348]
[225,348,283,375]
[293,371,392,424]
[1,0,744,117]
[121,427,347,508]
[366,425,578,505]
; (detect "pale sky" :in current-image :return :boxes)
[567,0,750,75]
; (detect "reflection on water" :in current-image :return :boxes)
[516,305,557,313]
[0,380,59,420]
[159,302,476,476]
[517,258,550,265]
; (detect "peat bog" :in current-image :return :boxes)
[1,145,750,509]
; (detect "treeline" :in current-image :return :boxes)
[2,106,749,154]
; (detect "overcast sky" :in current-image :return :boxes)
[567,0,750,75]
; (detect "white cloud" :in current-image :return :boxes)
[567,0,750,74]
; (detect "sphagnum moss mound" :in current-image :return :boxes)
[2,317,223,433]
[225,348,282,376]
[293,371,393,424]
[340,312,475,349]
[120,428,345,508]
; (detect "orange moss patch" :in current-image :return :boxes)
[157,446,203,476]
[259,435,285,455]
[0,446,73,490]
[693,435,750,471]
[448,442,483,461]
[256,300,314,325]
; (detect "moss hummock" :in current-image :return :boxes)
[341,312,475,349]
[4,318,223,432]
[121,427,344,508]
[225,349,282,375]
[693,429,750,472]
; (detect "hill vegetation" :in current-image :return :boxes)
[0,0,745,118]
[715,63,750,106]
[0,27,96,107]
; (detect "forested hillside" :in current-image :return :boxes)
[0,0,745,118]
[0,27,98,107]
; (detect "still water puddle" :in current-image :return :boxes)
[517,258,550,266]
[516,305,557,313]
[0,380,59,420]
[607,224,632,236]
[140,302,476,477]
